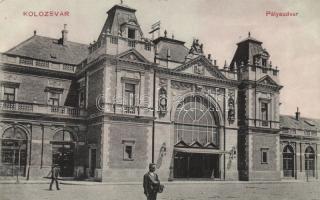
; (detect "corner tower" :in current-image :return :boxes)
[232,33,283,181]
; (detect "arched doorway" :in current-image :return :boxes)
[1,127,28,176]
[51,130,75,177]
[173,95,221,179]
[305,146,315,177]
[283,145,294,177]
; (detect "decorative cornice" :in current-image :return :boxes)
[156,67,239,88]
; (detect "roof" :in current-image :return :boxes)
[237,35,263,45]
[156,39,189,63]
[107,3,136,13]
[280,115,320,131]
[5,35,89,65]
[248,42,264,58]
[153,37,185,45]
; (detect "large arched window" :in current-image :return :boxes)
[1,127,28,176]
[53,130,74,142]
[305,146,315,177]
[283,145,294,177]
[174,95,219,147]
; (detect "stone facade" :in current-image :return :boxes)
[0,3,319,182]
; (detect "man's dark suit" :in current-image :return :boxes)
[143,172,160,200]
[49,165,61,190]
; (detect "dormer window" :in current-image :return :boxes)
[262,58,267,67]
[128,28,135,39]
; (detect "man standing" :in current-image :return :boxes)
[143,163,160,200]
[49,164,61,190]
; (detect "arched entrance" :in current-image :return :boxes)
[305,146,315,177]
[173,95,221,179]
[1,127,28,176]
[51,130,75,177]
[282,145,294,177]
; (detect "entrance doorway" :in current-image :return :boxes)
[51,130,75,177]
[52,143,74,177]
[174,152,220,179]
[283,145,294,177]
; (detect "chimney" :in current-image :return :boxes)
[61,24,68,45]
[33,30,37,36]
[295,107,300,120]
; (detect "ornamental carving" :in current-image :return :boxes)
[189,39,203,55]
[158,87,167,116]
[171,80,192,90]
[159,78,167,87]
[193,63,204,75]
[228,90,235,124]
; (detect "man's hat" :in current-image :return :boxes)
[149,163,156,168]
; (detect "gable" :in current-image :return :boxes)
[117,49,150,63]
[174,56,226,79]
[257,75,279,86]
[190,141,203,148]
[174,140,189,148]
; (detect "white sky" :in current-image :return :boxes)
[0,0,319,118]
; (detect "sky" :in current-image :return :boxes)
[0,0,319,118]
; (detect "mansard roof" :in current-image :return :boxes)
[237,35,263,45]
[155,38,189,63]
[280,115,320,131]
[5,35,89,65]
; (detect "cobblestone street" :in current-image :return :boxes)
[1,181,320,200]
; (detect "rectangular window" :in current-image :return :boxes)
[261,148,268,164]
[128,28,135,39]
[128,40,136,48]
[122,140,135,161]
[262,59,267,67]
[124,83,135,114]
[124,83,135,106]
[79,90,85,108]
[273,70,277,76]
[125,146,133,159]
[3,86,16,101]
[261,102,268,126]
[48,92,60,106]
[110,36,118,44]
[144,43,151,51]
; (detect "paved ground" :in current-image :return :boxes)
[1,181,320,200]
